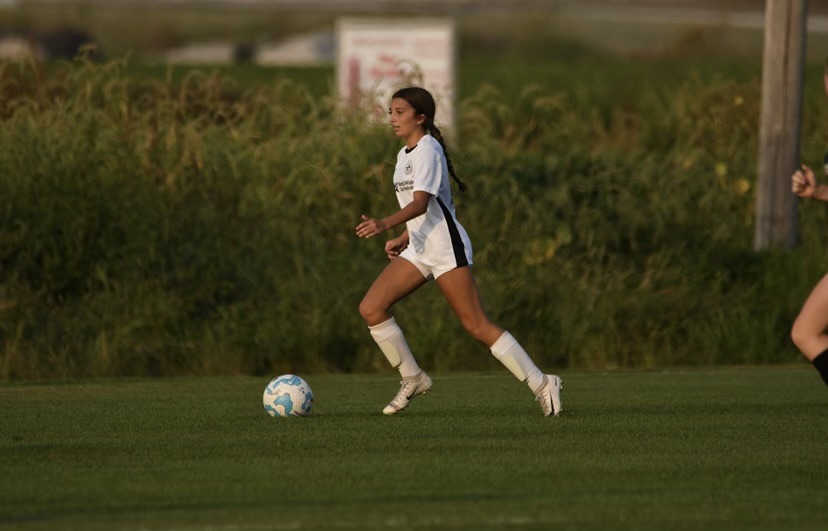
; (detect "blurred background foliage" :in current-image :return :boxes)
[2,2,828,379]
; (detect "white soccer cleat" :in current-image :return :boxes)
[383,370,433,415]
[535,374,563,417]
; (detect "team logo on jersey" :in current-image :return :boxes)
[405,160,413,175]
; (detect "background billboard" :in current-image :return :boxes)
[336,18,455,129]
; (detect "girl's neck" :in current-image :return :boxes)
[405,130,426,149]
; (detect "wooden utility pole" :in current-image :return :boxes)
[754,0,808,250]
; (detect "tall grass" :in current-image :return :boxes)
[1,53,826,380]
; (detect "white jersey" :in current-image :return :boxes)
[393,134,473,278]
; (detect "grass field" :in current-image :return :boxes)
[2,368,826,530]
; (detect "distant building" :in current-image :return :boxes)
[0,36,35,61]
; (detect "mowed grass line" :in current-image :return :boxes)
[0,368,826,531]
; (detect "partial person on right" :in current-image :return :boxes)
[790,64,828,388]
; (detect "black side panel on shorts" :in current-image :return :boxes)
[436,197,469,267]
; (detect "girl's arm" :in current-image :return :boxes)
[385,230,409,260]
[356,191,431,238]
[793,164,828,202]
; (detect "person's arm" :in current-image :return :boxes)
[792,164,828,202]
[385,230,409,260]
[356,191,431,239]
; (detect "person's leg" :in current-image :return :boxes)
[436,267,561,415]
[360,257,428,326]
[433,266,504,346]
[791,273,828,386]
[360,257,433,414]
[360,257,428,376]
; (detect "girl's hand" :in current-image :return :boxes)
[356,215,387,238]
[792,164,818,198]
[385,236,409,260]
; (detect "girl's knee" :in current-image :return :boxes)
[359,298,387,325]
[358,299,375,323]
[791,320,808,351]
[791,317,824,358]
[791,328,804,352]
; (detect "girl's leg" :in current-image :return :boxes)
[360,258,428,377]
[435,266,547,394]
[360,258,433,414]
[791,273,828,386]
[360,257,428,326]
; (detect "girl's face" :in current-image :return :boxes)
[389,97,425,144]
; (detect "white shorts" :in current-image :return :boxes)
[399,243,473,280]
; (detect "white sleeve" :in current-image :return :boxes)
[412,147,442,196]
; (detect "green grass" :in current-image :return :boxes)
[2,368,826,530]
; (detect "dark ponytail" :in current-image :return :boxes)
[427,121,467,193]
[392,86,468,193]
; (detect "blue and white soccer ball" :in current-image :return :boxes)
[262,374,314,417]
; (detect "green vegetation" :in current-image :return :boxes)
[1,369,826,530]
[3,5,828,378]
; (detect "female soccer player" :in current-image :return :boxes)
[355,86,563,416]
[791,161,828,388]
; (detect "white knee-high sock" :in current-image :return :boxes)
[490,331,544,393]
[369,317,421,378]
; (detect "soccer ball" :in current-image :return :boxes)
[262,374,314,417]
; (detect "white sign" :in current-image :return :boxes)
[336,18,456,129]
